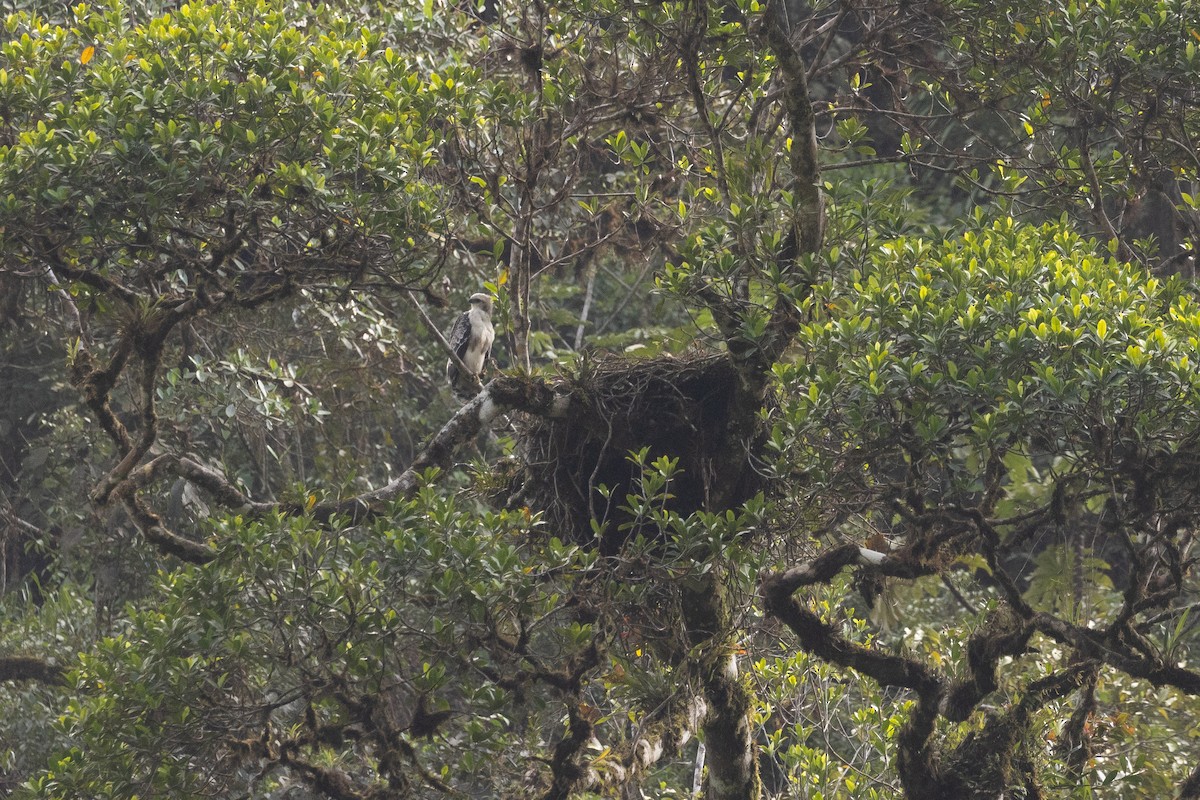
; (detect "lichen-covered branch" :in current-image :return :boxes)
[688,0,827,414]
[763,0,824,259]
[322,375,573,522]
[1032,612,1200,694]
[542,702,599,800]
[281,753,366,800]
[116,488,217,565]
[682,575,760,800]
[941,607,1036,722]
[613,692,707,788]
[1058,666,1099,784]
[761,540,1109,798]
[937,666,1093,798]
[406,290,479,393]
[81,366,573,562]
[762,545,945,696]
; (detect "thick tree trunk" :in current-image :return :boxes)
[682,575,761,800]
[667,4,827,798]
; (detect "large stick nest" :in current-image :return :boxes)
[509,352,763,550]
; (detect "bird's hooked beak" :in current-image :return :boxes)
[468,293,494,314]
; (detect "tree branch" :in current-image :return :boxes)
[318,375,573,522]
[763,0,825,259]
[761,544,943,694]
[614,693,706,788]
[1032,613,1200,695]
[762,542,935,598]
[756,0,826,371]
[406,291,478,394]
[542,702,599,800]
[1058,665,1099,784]
[682,574,760,800]
[118,490,216,564]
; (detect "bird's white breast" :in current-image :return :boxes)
[462,307,494,374]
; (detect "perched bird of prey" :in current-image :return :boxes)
[446,292,495,395]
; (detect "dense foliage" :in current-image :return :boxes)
[2,0,1200,799]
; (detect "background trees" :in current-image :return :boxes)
[2,0,1200,798]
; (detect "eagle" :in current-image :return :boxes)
[446,292,495,394]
